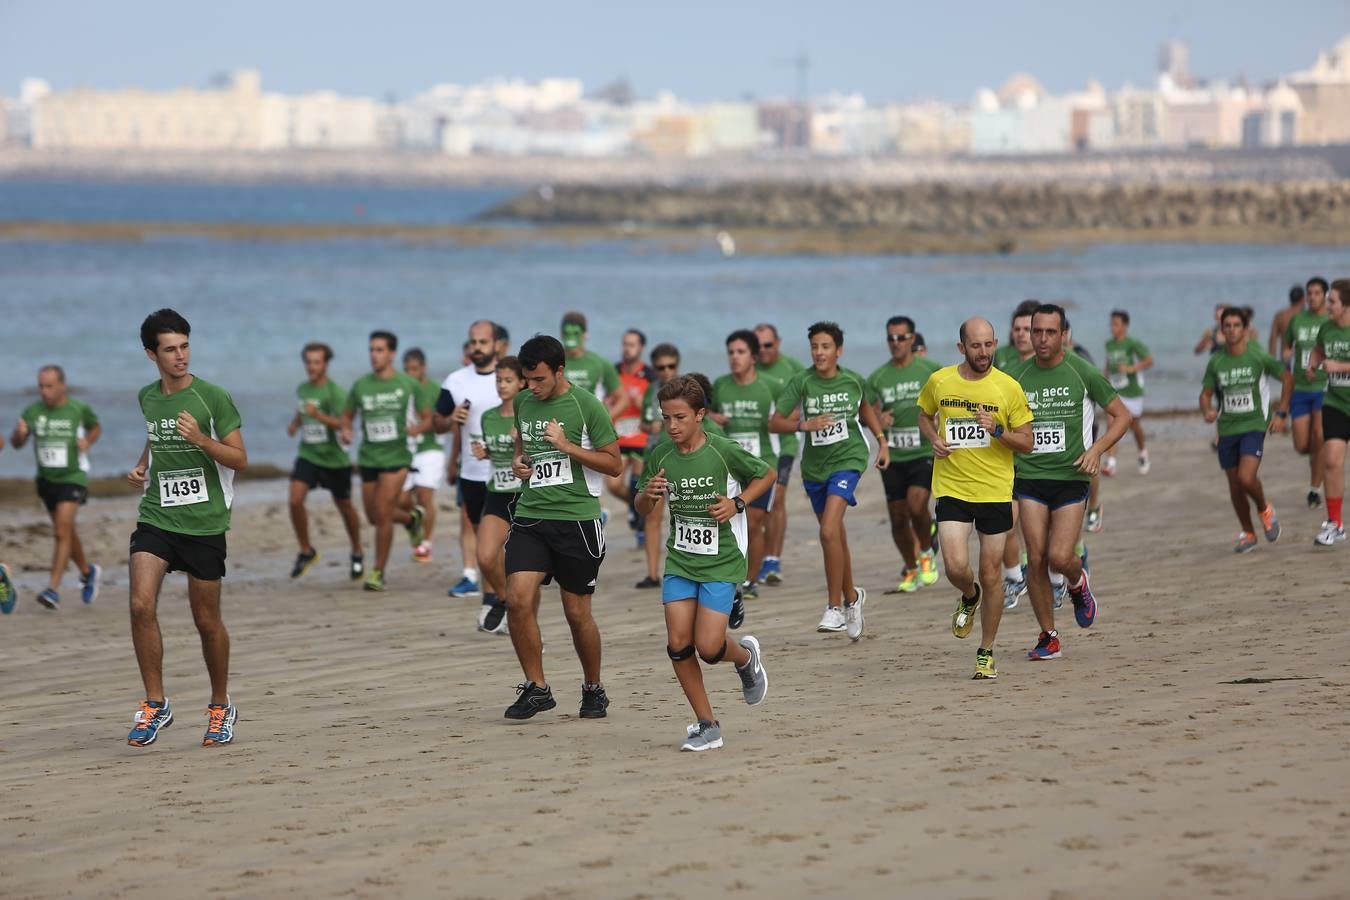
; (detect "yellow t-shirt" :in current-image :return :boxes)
[917,365,1033,503]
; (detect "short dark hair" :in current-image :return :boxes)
[140,308,190,352]
[913,332,926,349]
[302,341,333,362]
[886,315,916,334]
[807,321,844,347]
[1033,304,1068,331]
[495,323,510,343]
[1012,299,1041,325]
[624,328,647,347]
[403,347,426,366]
[1110,309,1130,326]
[1332,278,1350,299]
[1307,277,1329,294]
[725,329,760,355]
[1221,306,1250,327]
[520,334,566,372]
[561,311,587,331]
[370,330,398,352]
[658,374,709,412]
[39,364,65,383]
[651,342,680,363]
[497,355,524,379]
[1289,285,1306,305]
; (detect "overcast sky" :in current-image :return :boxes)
[2,1,1346,103]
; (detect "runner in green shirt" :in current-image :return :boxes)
[125,308,247,749]
[285,341,362,582]
[867,315,942,593]
[753,322,804,585]
[340,330,431,592]
[1296,279,1350,546]
[1200,307,1284,553]
[713,329,782,601]
[10,365,101,609]
[468,355,526,634]
[770,321,889,641]
[502,334,623,723]
[991,300,1038,607]
[399,348,447,563]
[559,310,624,413]
[637,342,682,590]
[1103,310,1154,476]
[1280,276,1331,508]
[636,374,774,752]
[1009,304,1133,662]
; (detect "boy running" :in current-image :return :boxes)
[1281,277,1330,508]
[470,356,526,633]
[1294,279,1350,546]
[1102,310,1153,476]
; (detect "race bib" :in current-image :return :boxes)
[1109,370,1129,389]
[673,516,719,556]
[301,422,328,444]
[729,432,761,457]
[810,418,848,446]
[1300,349,1313,371]
[492,466,522,491]
[887,427,921,450]
[1031,421,1066,454]
[945,417,991,449]
[1330,371,1350,387]
[615,417,641,438]
[37,442,69,468]
[158,467,209,507]
[365,417,398,443]
[1223,393,1255,414]
[529,452,574,489]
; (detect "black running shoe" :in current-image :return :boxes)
[579,683,610,719]
[729,591,746,630]
[349,554,364,580]
[1308,490,1323,509]
[504,682,556,720]
[634,575,660,589]
[480,600,508,634]
[290,549,319,579]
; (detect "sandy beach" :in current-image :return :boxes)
[1,419,1348,899]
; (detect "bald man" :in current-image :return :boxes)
[917,317,1034,680]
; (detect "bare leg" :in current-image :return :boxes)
[976,530,1009,650]
[457,504,477,577]
[188,575,230,705]
[665,599,712,722]
[1131,417,1147,452]
[560,589,603,684]
[47,501,80,591]
[334,496,364,554]
[1323,439,1347,507]
[506,570,548,685]
[887,499,918,569]
[906,487,932,559]
[745,505,768,585]
[1225,468,1254,534]
[129,552,170,701]
[938,520,977,597]
[1002,503,1021,573]
[1237,454,1268,517]
[288,479,312,553]
[816,495,850,607]
[643,498,664,581]
[1019,500,1056,634]
[475,513,509,599]
[1310,413,1326,491]
[416,485,437,542]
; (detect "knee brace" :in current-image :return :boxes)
[698,641,727,664]
[667,643,696,661]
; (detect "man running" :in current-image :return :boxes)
[1009,305,1131,661]
[868,316,941,593]
[11,365,102,609]
[611,328,655,546]
[342,330,430,591]
[1269,284,1306,357]
[1200,307,1284,553]
[560,311,625,412]
[286,342,363,581]
[471,355,526,633]
[992,300,1039,610]
[1297,278,1350,546]
[125,308,246,748]
[1102,310,1153,476]
[770,321,888,641]
[754,322,804,585]
[636,342,682,589]
[502,334,622,720]
[397,348,445,563]
[917,317,1034,680]
[1281,277,1330,508]
[713,330,782,600]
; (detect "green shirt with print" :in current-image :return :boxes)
[756,354,805,457]
[480,406,523,494]
[563,350,621,400]
[1104,337,1150,398]
[1201,344,1285,437]
[775,366,875,484]
[514,385,619,521]
[295,379,350,470]
[712,372,781,469]
[867,356,942,463]
[346,372,425,470]
[1008,353,1118,482]
[412,379,443,453]
[137,376,242,536]
[21,398,98,486]
[993,345,1029,372]
[639,433,770,585]
[1317,319,1350,415]
[1285,310,1330,392]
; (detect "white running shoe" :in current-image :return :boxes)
[845,587,866,641]
[1002,577,1024,610]
[1138,453,1151,476]
[1102,456,1117,477]
[1314,521,1346,547]
[817,605,846,633]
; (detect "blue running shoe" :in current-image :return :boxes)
[0,564,14,615]
[36,588,59,610]
[1069,570,1096,628]
[1027,630,1062,661]
[128,699,173,747]
[763,558,783,585]
[448,576,480,598]
[202,699,237,747]
[81,563,101,604]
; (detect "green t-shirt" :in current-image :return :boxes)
[1104,337,1150,398]
[21,398,98,486]
[1317,319,1350,415]
[993,345,1029,372]
[480,406,523,494]
[137,376,242,536]
[639,432,770,585]
[756,354,805,457]
[346,372,425,470]
[295,379,350,470]
[712,372,782,469]
[1008,353,1118,482]
[1201,344,1285,437]
[1286,309,1330,392]
[563,350,620,400]
[514,386,619,521]
[775,366,875,484]
[412,379,443,453]
[867,356,942,462]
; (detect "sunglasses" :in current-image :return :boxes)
[760,342,775,349]
[887,333,913,343]
[655,363,678,372]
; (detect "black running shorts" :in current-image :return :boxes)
[36,478,88,514]
[130,522,227,581]
[880,458,933,501]
[459,479,488,526]
[291,457,353,501]
[1324,405,1350,442]
[504,516,606,596]
[482,490,518,523]
[1013,477,1090,510]
[935,496,1013,536]
[360,465,407,484]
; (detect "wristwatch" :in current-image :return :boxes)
[992,424,1005,439]
[733,497,746,513]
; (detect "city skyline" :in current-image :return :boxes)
[1,0,1346,103]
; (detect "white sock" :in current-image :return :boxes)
[463,567,479,582]
[1049,571,1066,586]
[1004,565,1021,582]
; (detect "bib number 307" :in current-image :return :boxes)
[529,453,574,488]
[158,467,209,507]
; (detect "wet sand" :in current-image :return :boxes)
[1,422,1348,899]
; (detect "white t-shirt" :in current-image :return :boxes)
[442,365,501,483]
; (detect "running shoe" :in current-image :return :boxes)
[729,592,746,630]
[1085,506,1103,533]
[1002,576,1025,611]
[479,599,509,635]
[412,541,432,563]
[80,563,101,604]
[635,531,646,550]
[952,584,981,640]
[1102,456,1117,477]
[579,683,610,719]
[973,648,998,680]
[1259,505,1281,543]
[681,720,723,752]
[202,699,237,747]
[349,554,364,580]
[897,568,920,593]
[1068,571,1096,628]
[0,563,14,615]
[448,576,481,598]
[504,682,556,720]
[1027,631,1062,661]
[763,559,783,585]
[36,588,59,610]
[1052,578,1067,610]
[1233,532,1258,554]
[754,559,772,584]
[1307,489,1323,509]
[816,605,846,633]
[634,575,660,589]
[127,699,173,747]
[1138,453,1151,476]
[290,549,319,579]
[1314,521,1347,546]
[918,550,939,585]
[736,635,768,706]
[741,581,759,600]
[405,505,426,548]
[363,568,386,592]
[845,587,866,641]
[930,522,939,555]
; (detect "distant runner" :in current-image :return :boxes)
[754,322,805,585]
[1102,310,1153,476]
